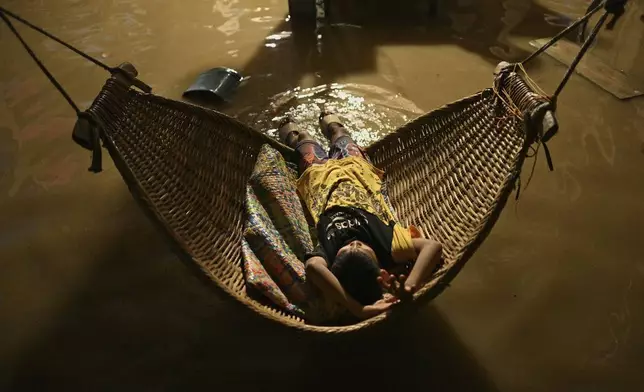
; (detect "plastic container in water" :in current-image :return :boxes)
[183,67,243,103]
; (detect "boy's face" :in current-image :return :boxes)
[336,240,377,264]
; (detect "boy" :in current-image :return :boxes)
[280,112,443,320]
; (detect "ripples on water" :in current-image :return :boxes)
[236,83,424,149]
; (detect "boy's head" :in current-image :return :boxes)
[330,240,383,306]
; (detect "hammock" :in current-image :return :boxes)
[0,1,625,333]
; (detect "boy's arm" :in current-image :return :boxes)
[386,237,443,296]
[306,256,395,319]
[405,238,442,291]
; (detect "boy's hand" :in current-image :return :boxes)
[378,270,417,301]
[353,295,399,320]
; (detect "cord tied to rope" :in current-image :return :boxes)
[73,112,103,173]
[605,0,628,29]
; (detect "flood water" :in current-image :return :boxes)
[238,82,424,148]
[1,0,644,390]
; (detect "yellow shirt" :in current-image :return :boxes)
[297,157,416,263]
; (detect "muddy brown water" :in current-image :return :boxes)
[2,0,644,390]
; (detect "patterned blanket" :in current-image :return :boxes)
[242,144,345,322]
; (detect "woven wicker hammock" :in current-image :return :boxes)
[80,69,551,333]
[1,2,621,333]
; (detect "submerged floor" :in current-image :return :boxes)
[2,0,644,390]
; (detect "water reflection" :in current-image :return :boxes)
[265,31,293,41]
[236,83,424,149]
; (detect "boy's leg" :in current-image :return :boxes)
[278,118,328,174]
[319,112,371,162]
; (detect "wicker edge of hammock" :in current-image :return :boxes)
[92,79,528,334]
[87,81,329,331]
[363,87,531,312]
[87,81,353,333]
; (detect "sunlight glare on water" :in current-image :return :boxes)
[237,83,425,149]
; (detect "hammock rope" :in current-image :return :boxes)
[0,6,155,172]
[0,12,82,115]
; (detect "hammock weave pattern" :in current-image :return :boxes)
[83,70,548,333]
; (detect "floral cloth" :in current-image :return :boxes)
[242,145,311,317]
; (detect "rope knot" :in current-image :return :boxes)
[605,0,627,14]
[72,112,103,173]
[605,0,628,29]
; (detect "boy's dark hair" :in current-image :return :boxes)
[330,250,383,306]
